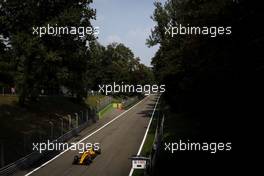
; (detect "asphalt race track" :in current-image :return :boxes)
[16,94,157,176]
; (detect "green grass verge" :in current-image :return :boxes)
[141,118,157,156]
[97,103,113,119]
[132,170,144,176]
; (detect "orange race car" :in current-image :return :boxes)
[72,147,101,165]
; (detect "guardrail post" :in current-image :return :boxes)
[23,133,26,154]
[49,121,54,140]
[68,114,71,130]
[0,141,4,167]
[60,118,63,136]
[80,111,83,124]
[86,110,89,122]
[38,125,41,142]
[75,113,79,128]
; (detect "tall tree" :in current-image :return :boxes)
[88,41,154,91]
[0,0,96,104]
[148,0,264,139]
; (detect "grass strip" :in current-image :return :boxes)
[97,103,113,119]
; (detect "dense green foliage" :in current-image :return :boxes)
[0,0,153,105]
[89,41,154,89]
[146,1,263,174]
[148,0,264,139]
[1,0,96,104]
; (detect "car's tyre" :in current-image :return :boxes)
[72,155,79,164]
[95,148,101,154]
[86,156,92,165]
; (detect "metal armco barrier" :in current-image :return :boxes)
[0,117,94,176]
[148,115,164,175]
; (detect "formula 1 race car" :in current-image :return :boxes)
[72,147,101,165]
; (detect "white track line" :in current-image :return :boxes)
[128,94,161,176]
[25,95,149,176]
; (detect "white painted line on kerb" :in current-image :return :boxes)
[128,94,161,176]
[25,95,149,176]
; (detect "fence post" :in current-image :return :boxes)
[38,125,42,142]
[0,140,4,167]
[80,111,83,124]
[60,118,63,136]
[23,133,26,154]
[68,114,71,130]
[75,113,79,128]
[49,121,54,140]
[86,110,89,122]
